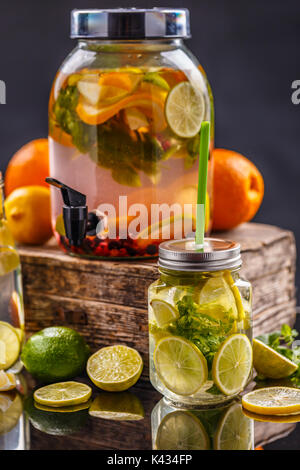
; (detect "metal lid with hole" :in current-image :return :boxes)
[158,238,241,272]
[71,8,190,39]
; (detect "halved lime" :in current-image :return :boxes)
[154,336,208,396]
[253,338,298,379]
[198,276,238,321]
[89,392,144,421]
[86,345,143,392]
[165,82,205,138]
[212,334,252,396]
[34,381,92,408]
[0,247,20,276]
[242,387,300,416]
[0,392,23,435]
[155,410,210,450]
[150,299,179,327]
[0,321,20,370]
[214,403,253,450]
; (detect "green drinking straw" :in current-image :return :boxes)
[195,121,211,247]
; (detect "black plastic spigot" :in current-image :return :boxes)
[46,177,87,246]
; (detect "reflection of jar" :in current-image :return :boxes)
[148,238,253,407]
[151,398,254,450]
[49,8,214,259]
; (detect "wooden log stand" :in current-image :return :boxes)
[19,222,297,381]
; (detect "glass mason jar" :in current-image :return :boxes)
[148,238,253,407]
[48,8,214,259]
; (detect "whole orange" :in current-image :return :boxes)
[212,148,264,231]
[5,139,49,196]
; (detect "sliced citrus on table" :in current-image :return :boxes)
[253,338,298,379]
[150,299,179,327]
[89,392,144,421]
[0,392,23,435]
[86,345,143,392]
[0,321,20,370]
[242,387,300,416]
[214,403,253,450]
[212,334,252,396]
[165,82,205,138]
[33,382,92,408]
[153,336,208,396]
[0,370,16,391]
[155,410,210,450]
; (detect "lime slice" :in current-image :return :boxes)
[165,82,205,138]
[0,370,16,391]
[212,334,252,396]
[0,392,23,435]
[86,345,143,392]
[198,276,238,321]
[0,321,20,370]
[154,336,208,396]
[143,72,170,91]
[253,338,298,379]
[34,381,92,408]
[34,400,92,413]
[89,392,144,421]
[77,76,101,106]
[242,387,300,416]
[214,403,253,450]
[0,247,20,276]
[155,410,210,450]
[150,299,179,327]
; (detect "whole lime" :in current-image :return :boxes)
[21,327,90,383]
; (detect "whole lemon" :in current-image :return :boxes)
[4,186,53,245]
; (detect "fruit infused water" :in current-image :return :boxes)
[148,238,253,407]
[48,9,214,259]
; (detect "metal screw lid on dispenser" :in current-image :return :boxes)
[70,8,190,39]
[158,238,242,272]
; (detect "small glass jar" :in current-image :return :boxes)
[48,8,214,259]
[148,238,253,407]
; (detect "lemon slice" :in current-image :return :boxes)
[154,336,208,396]
[34,382,92,408]
[0,370,16,391]
[198,276,238,321]
[150,299,179,327]
[165,82,205,138]
[155,410,210,450]
[89,392,144,421]
[34,400,92,413]
[0,392,23,435]
[86,345,143,392]
[212,334,252,396]
[0,247,20,276]
[242,387,300,415]
[214,403,253,450]
[0,321,20,370]
[253,338,298,379]
[77,76,102,105]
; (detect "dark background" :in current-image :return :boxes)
[0,0,299,450]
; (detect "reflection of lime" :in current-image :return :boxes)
[214,403,253,450]
[212,334,252,396]
[0,247,20,276]
[150,299,179,327]
[154,336,208,396]
[34,382,92,408]
[156,411,210,450]
[24,394,88,436]
[198,276,238,321]
[242,387,300,416]
[253,338,298,379]
[21,326,90,383]
[34,400,92,413]
[0,392,23,435]
[165,82,205,138]
[0,321,20,370]
[89,392,144,421]
[87,345,143,392]
[242,407,300,424]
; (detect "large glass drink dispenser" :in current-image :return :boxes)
[49,8,214,259]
